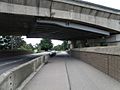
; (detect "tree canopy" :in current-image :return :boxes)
[0,36,35,52]
[39,38,53,51]
[53,40,69,51]
[0,36,25,50]
[20,43,34,52]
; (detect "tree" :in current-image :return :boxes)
[53,45,63,51]
[40,38,53,51]
[53,41,70,51]
[0,36,25,50]
[20,43,34,52]
[34,43,41,53]
[61,41,69,50]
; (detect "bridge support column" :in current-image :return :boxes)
[70,40,77,49]
[69,34,120,48]
[106,34,120,46]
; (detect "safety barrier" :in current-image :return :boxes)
[70,48,120,82]
[0,54,49,90]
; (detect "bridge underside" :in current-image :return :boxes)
[0,13,118,40]
[28,23,106,40]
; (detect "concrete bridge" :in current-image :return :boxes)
[0,0,120,43]
[0,1,120,89]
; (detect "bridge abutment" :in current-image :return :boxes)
[71,34,120,48]
[106,34,120,46]
[70,40,77,49]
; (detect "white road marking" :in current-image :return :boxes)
[0,59,24,67]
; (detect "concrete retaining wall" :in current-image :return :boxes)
[70,48,120,82]
[0,54,49,90]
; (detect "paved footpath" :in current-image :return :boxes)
[23,52,120,90]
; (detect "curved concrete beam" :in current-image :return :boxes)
[37,20,110,35]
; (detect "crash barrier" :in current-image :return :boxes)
[70,47,120,82]
[0,54,49,90]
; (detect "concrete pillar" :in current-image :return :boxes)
[106,34,120,46]
[70,40,77,49]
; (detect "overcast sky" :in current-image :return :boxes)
[83,0,120,9]
[23,36,63,46]
[23,0,120,46]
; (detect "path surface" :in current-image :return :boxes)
[23,52,120,90]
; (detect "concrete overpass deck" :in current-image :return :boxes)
[23,52,120,90]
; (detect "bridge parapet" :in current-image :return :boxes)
[70,46,120,82]
[73,46,120,55]
[0,54,49,90]
[1,0,120,18]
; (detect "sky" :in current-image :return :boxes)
[23,0,120,46]
[22,36,63,46]
[83,0,120,9]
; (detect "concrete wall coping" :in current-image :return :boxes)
[72,46,120,56]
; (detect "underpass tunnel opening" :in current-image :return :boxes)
[0,13,119,50]
[26,19,111,48]
[0,35,109,53]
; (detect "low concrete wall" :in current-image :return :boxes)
[70,47,120,82]
[0,54,49,90]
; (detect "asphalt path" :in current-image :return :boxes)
[23,52,120,90]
